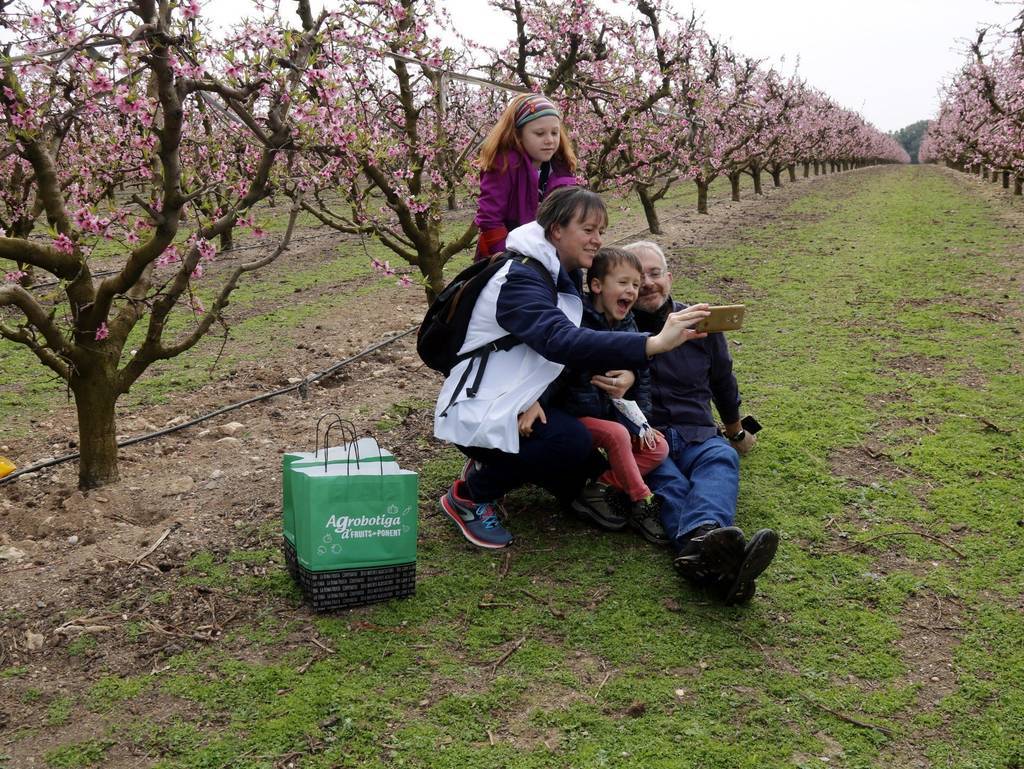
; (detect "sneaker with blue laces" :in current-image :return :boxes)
[440,479,513,549]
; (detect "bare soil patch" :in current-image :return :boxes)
[828,441,908,487]
[882,588,966,768]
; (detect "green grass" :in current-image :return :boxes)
[43,740,114,768]
[9,166,1024,767]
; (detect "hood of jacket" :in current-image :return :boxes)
[506,221,562,284]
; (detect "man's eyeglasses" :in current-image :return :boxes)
[643,269,665,280]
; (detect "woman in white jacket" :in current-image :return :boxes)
[436,187,709,549]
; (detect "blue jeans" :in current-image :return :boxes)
[645,429,739,553]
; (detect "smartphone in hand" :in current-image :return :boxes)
[695,305,745,333]
[741,415,762,434]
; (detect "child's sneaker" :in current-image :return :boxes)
[570,481,629,531]
[630,497,669,546]
[440,480,513,549]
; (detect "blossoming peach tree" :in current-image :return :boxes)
[0,0,319,487]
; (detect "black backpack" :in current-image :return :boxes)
[417,251,555,413]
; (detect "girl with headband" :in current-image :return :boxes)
[473,93,579,261]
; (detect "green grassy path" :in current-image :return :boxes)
[14,166,1024,769]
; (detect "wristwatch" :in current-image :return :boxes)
[727,429,746,442]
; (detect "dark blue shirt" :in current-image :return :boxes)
[633,298,741,443]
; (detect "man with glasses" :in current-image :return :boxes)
[623,241,778,605]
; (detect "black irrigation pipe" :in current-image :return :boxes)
[0,325,419,487]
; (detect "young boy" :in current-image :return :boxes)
[556,247,670,542]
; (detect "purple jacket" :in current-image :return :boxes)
[474,147,578,257]
[633,298,742,444]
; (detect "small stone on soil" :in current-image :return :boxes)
[0,546,27,562]
[166,476,195,494]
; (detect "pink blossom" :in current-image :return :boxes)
[94,322,109,341]
[5,270,27,283]
[90,74,113,94]
[156,245,180,267]
[397,275,413,287]
[196,238,216,260]
[52,233,75,254]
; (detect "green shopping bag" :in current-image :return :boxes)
[289,442,418,572]
[282,416,395,546]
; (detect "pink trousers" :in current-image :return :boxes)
[579,416,669,502]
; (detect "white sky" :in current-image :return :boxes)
[678,0,1011,132]
[206,0,1014,132]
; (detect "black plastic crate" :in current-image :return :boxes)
[283,537,415,612]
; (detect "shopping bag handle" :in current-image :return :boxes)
[313,414,354,455]
[349,434,385,476]
[324,419,363,472]
[321,425,388,476]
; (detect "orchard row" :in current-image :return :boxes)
[921,5,1024,194]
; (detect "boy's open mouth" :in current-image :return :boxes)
[616,297,632,313]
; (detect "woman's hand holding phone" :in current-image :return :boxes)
[645,303,710,356]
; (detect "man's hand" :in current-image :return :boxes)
[724,421,756,456]
[591,369,636,399]
[518,401,546,437]
[645,303,710,356]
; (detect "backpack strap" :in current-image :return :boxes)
[440,253,558,417]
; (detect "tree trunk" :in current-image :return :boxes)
[751,166,763,195]
[803,162,810,178]
[220,228,233,252]
[636,186,662,234]
[1015,176,1022,196]
[992,169,1000,184]
[770,167,782,187]
[982,167,989,180]
[1003,170,1010,189]
[420,254,444,304]
[788,164,797,182]
[813,160,819,176]
[696,179,709,214]
[72,370,121,489]
[729,172,741,202]
[448,188,458,211]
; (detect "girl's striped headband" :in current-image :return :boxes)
[514,95,561,128]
